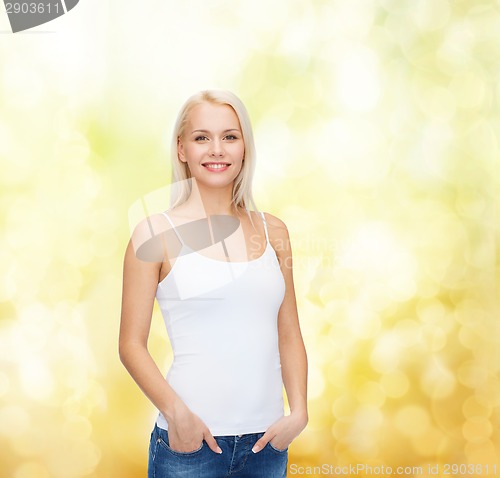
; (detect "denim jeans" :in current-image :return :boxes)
[148,424,288,478]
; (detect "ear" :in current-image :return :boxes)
[177,137,186,163]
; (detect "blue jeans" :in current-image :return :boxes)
[148,424,288,478]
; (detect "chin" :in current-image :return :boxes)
[196,170,241,185]
[194,176,236,188]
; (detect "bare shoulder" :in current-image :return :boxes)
[261,211,289,238]
[258,212,293,267]
[128,213,170,263]
[131,213,167,236]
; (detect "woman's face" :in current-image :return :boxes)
[178,102,245,189]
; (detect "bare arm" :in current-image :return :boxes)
[274,217,308,420]
[118,219,222,454]
[252,213,308,452]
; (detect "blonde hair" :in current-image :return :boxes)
[169,90,258,214]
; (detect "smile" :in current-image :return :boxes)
[202,163,230,172]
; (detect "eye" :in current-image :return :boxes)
[224,134,238,140]
[195,136,208,141]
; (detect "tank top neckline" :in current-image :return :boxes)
[158,242,274,288]
[181,240,273,264]
[158,209,276,288]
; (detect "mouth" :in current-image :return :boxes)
[202,162,231,172]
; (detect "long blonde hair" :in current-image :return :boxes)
[169,90,258,214]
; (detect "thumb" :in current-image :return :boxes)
[204,430,223,454]
[251,433,271,454]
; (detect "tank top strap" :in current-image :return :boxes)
[161,211,186,247]
[259,211,270,245]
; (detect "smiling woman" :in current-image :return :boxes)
[119,90,309,478]
[178,102,245,185]
[169,90,258,212]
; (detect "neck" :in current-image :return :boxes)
[184,180,242,217]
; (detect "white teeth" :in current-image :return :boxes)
[204,163,228,169]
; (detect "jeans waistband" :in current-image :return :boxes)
[153,424,265,441]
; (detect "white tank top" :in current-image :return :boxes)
[155,210,286,436]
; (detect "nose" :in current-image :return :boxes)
[209,140,224,157]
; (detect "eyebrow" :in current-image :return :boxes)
[190,129,241,134]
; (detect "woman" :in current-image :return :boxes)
[119,90,308,477]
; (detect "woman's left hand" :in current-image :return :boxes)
[251,411,308,453]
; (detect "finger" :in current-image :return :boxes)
[204,431,223,454]
[251,433,272,454]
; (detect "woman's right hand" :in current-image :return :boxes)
[165,398,222,454]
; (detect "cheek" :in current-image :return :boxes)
[183,144,204,160]
[230,143,245,161]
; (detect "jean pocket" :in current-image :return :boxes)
[267,440,288,453]
[157,428,205,456]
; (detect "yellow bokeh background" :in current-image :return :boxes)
[1,0,499,477]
